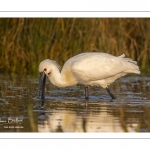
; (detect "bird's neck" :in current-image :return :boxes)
[48,65,77,87]
[47,66,63,87]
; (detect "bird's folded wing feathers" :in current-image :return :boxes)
[70,53,128,81]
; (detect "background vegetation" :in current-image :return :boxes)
[0,18,150,75]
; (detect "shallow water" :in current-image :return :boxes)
[0,74,150,132]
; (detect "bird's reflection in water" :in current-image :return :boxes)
[37,100,139,132]
[37,100,89,132]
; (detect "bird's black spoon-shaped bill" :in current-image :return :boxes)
[37,72,46,99]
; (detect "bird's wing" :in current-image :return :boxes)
[70,52,127,82]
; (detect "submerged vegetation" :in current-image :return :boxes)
[0,18,150,75]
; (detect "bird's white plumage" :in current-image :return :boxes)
[39,52,140,88]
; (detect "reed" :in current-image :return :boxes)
[0,18,150,75]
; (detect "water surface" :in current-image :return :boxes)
[0,74,150,132]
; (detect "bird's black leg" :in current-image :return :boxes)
[106,87,116,100]
[85,86,89,100]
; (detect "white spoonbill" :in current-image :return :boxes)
[37,52,140,101]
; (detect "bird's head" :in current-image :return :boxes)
[39,59,54,76]
[37,59,62,100]
[37,59,52,100]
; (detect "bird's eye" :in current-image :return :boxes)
[48,72,51,75]
[44,68,47,71]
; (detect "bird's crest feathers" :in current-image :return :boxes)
[52,60,62,71]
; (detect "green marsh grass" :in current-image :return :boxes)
[0,18,150,75]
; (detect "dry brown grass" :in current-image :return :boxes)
[0,18,150,75]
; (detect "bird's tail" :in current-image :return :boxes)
[119,54,141,74]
